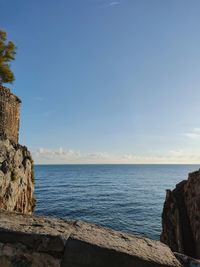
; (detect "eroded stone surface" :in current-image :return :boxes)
[0,211,182,267]
[0,242,60,267]
[0,85,21,144]
[0,139,35,214]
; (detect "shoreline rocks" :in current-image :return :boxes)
[161,169,200,259]
[0,210,182,267]
[0,138,35,214]
[174,253,200,267]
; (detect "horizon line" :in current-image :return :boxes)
[34,163,200,166]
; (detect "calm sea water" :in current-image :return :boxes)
[34,164,199,240]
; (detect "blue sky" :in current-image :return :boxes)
[1,0,200,163]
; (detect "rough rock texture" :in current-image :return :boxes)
[0,85,21,144]
[0,211,182,267]
[161,169,200,258]
[174,253,200,267]
[0,139,35,214]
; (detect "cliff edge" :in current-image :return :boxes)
[0,138,35,214]
[161,169,200,259]
[0,86,35,214]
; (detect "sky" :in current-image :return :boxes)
[1,0,200,164]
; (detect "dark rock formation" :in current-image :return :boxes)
[0,139,35,214]
[0,210,181,267]
[161,169,200,258]
[174,253,200,267]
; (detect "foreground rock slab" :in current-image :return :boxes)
[0,211,181,267]
[161,169,200,258]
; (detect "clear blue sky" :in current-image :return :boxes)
[1,0,200,163]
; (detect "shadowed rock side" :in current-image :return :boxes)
[0,211,182,267]
[174,253,200,267]
[161,169,200,258]
[0,139,35,214]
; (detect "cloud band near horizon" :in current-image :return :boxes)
[31,147,200,164]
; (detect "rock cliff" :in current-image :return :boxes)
[0,210,182,267]
[161,169,200,258]
[0,138,35,214]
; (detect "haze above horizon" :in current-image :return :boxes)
[1,0,200,164]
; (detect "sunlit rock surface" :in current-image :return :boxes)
[0,139,35,214]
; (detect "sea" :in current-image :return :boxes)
[34,164,200,240]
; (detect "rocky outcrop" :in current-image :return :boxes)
[161,169,200,258]
[174,253,200,267]
[0,85,21,144]
[0,210,182,267]
[0,138,35,214]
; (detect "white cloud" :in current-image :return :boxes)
[31,147,200,164]
[97,0,120,8]
[183,128,200,140]
[33,96,43,102]
[109,1,120,6]
[184,133,200,139]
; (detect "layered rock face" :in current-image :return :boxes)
[0,210,182,267]
[0,138,35,214]
[0,85,21,144]
[161,169,200,258]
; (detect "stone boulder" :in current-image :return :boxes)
[0,138,35,214]
[161,169,200,258]
[0,210,182,267]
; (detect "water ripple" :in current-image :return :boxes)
[34,164,199,240]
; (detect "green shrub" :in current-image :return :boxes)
[0,30,16,84]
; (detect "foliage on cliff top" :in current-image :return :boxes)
[0,30,16,84]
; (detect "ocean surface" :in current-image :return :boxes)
[34,164,200,240]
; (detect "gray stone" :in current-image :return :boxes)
[174,253,200,267]
[0,211,182,267]
[0,242,60,267]
[0,230,65,256]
